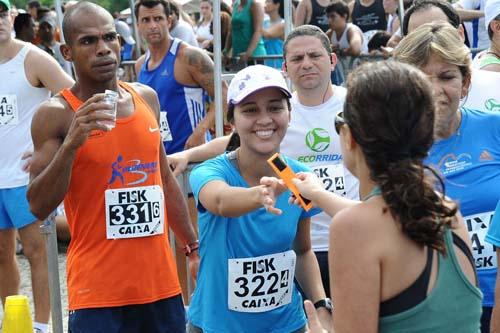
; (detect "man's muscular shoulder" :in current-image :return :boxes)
[176,44,214,90]
[178,43,213,70]
[32,95,74,140]
[127,82,160,117]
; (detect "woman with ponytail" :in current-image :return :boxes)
[294,60,482,332]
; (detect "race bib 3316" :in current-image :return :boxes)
[105,185,165,239]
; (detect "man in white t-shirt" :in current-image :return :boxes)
[169,25,360,300]
[169,1,199,47]
[280,25,359,297]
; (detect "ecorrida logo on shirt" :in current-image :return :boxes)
[485,98,500,112]
[298,128,342,163]
[305,128,330,152]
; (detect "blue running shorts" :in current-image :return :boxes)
[0,185,37,230]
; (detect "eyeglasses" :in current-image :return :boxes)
[334,111,346,134]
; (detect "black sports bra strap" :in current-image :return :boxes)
[452,232,478,286]
[379,246,433,317]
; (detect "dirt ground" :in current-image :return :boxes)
[0,247,69,333]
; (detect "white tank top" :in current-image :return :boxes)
[195,21,213,41]
[0,45,51,188]
[332,23,364,50]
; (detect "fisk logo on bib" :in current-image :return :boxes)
[305,128,330,152]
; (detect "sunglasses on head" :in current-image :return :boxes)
[335,111,346,134]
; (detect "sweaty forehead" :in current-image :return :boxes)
[72,11,115,35]
[287,36,325,52]
[138,4,166,18]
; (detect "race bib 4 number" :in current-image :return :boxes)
[313,164,346,196]
[105,185,165,239]
[228,250,296,313]
[465,211,497,270]
[0,95,18,126]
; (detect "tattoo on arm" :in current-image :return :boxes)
[186,49,215,95]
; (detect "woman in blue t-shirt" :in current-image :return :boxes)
[394,22,500,333]
[187,65,331,333]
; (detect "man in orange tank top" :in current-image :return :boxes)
[27,2,199,332]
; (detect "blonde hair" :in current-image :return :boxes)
[394,22,471,79]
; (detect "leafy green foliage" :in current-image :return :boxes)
[11,0,131,13]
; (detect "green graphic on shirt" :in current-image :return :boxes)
[305,128,330,152]
[485,98,500,112]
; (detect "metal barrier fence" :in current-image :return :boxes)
[120,53,388,85]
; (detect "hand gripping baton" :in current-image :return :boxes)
[267,153,313,211]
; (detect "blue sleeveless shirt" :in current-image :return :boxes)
[138,38,208,154]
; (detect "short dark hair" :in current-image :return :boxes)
[135,0,171,19]
[14,13,32,36]
[283,25,332,59]
[36,6,50,19]
[367,30,391,51]
[402,0,460,35]
[27,0,41,9]
[271,0,284,19]
[326,0,350,21]
[62,1,111,45]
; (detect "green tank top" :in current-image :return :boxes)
[231,0,267,57]
[478,52,500,69]
[379,229,482,332]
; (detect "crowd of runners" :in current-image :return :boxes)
[1,0,500,332]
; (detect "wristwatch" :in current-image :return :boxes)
[314,298,333,314]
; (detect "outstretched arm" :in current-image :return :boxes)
[291,172,358,216]
[198,180,283,217]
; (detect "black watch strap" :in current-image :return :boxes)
[314,298,333,313]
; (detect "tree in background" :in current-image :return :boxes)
[11,0,130,14]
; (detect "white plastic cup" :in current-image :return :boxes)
[99,89,118,130]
